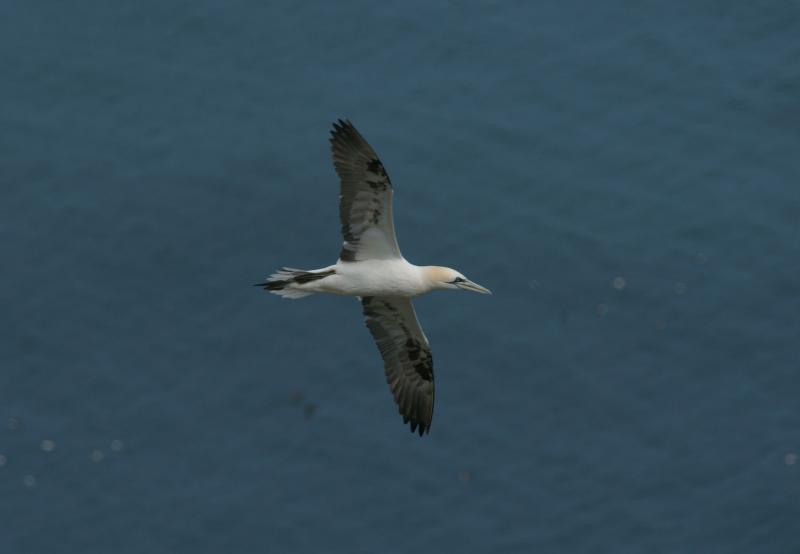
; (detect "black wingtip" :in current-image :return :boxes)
[331,118,355,136]
[407,420,429,437]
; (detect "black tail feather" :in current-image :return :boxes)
[255,280,288,291]
[255,268,335,294]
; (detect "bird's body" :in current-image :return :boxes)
[257,120,490,436]
[331,259,426,296]
[269,260,458,298]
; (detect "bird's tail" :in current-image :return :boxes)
[254,267,334,299]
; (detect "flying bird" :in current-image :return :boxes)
[257,119,491,436]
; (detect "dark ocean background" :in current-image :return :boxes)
[2,2,799,552]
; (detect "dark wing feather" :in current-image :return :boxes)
[361,296,434,436]
[330,119,402,262]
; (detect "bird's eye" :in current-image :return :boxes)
[452,277,466,284]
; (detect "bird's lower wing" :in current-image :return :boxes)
[360,296,434,436]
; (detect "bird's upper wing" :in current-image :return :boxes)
[330,119,402,262]
[361,296,434,436]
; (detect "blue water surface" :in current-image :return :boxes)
[2,2,799,552]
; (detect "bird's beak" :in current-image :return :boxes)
[457,279,492,295]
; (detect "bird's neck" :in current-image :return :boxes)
[418,266,451,292]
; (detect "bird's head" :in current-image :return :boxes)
[424,266,492,295]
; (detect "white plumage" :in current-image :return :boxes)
[257,119,490,436]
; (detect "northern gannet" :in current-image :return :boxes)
[257,119,491,436]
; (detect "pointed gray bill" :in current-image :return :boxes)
[456,279,492,295]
